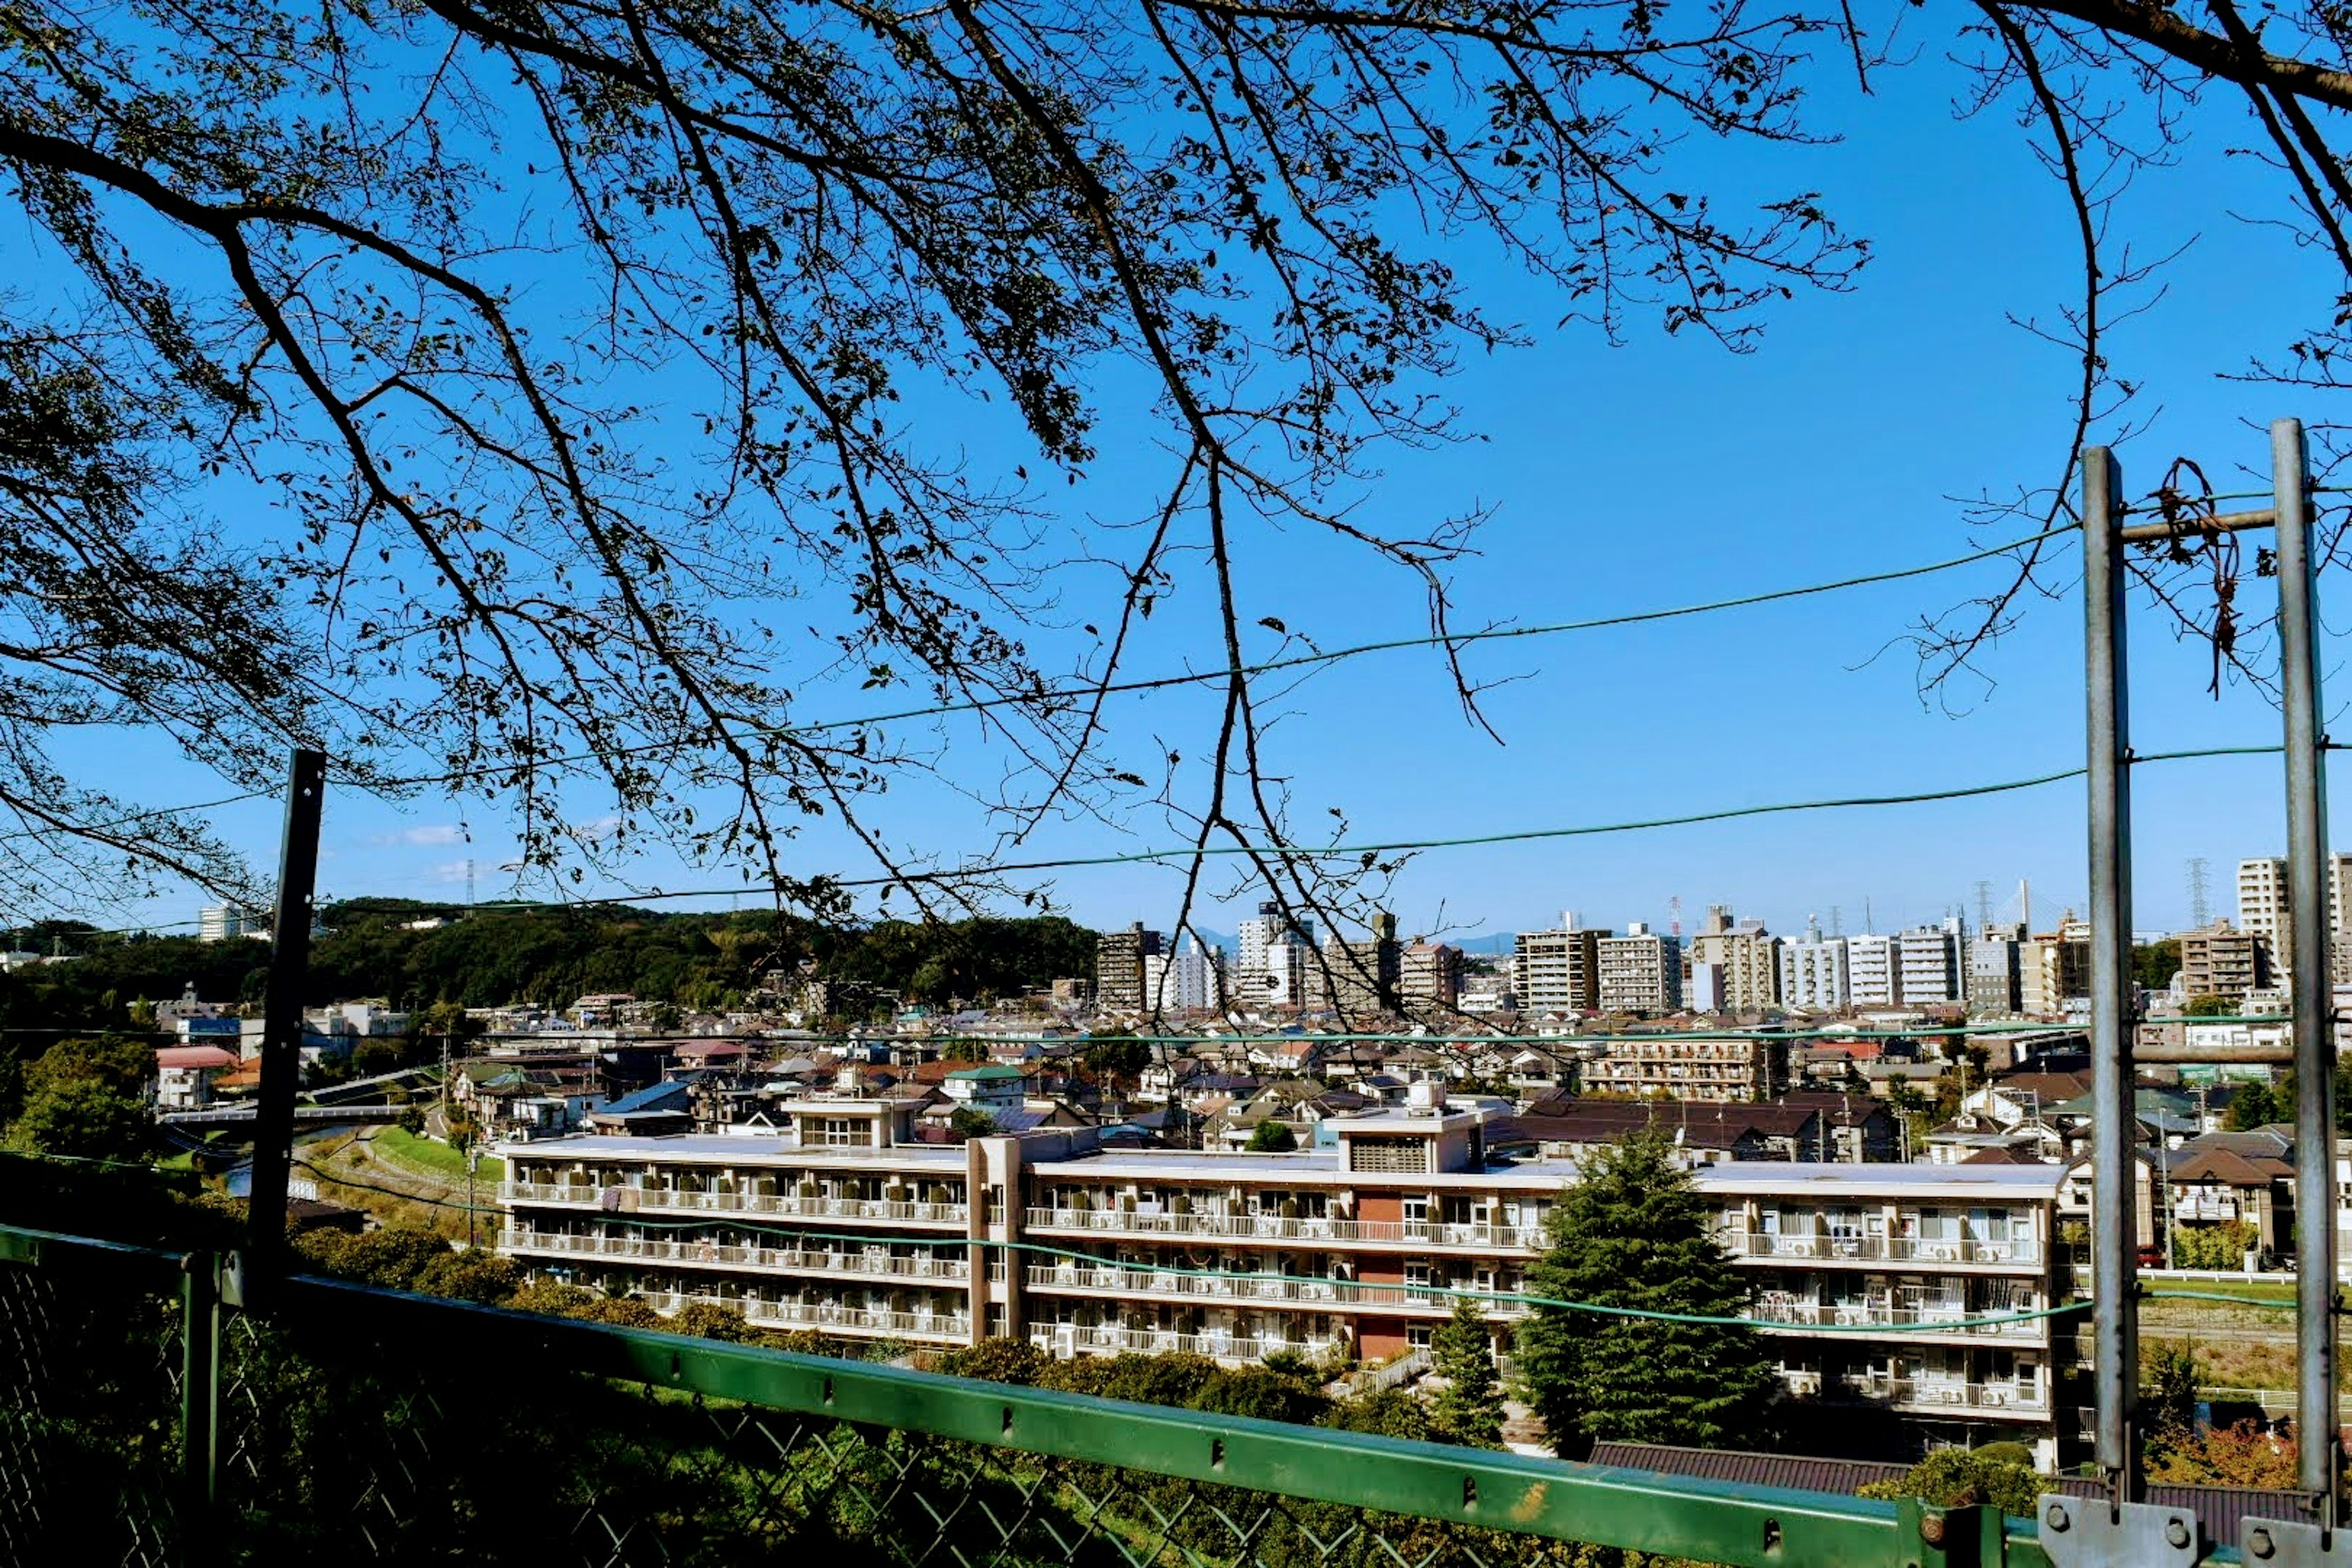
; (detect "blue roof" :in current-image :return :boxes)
[596,1080,692,1116]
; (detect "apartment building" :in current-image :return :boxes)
[1237,903,1318,1009]
[1096,924,1164,1013]
[2177,919,2266,1002]
[1779,919,1849,1014]
[1581,1035,1794,1102]
[1597,922,1682,1016]
[1687,907,1781,1013]
[1400,942,1465,1015]
[499,1106,2070,1466]
[1968,924,2024,1017]
[1512,916,1605,1016]
[1321,914,1401,1014]
[1848,934,1897,1008]
[2020,918,2091,1019]
[1898,919,1964,1006]
[1143,937,1226,1012]
[2237,854,2352,986]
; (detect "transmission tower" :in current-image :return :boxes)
[1828,905,1843,937]
[2186,856,2212,927]
[1974,880,1995,930]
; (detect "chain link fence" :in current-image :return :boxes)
[0,1224,2039,1568]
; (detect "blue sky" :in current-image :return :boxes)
[64,36,2352,947]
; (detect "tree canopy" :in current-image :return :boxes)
[12,0,2352,955]
[1513,1126,1777,1456]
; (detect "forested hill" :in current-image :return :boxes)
[0,902,1099,1028]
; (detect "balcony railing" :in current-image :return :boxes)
[1027,1322,1343,1364]
[500,1228,971,1281]
[638,1289,970,1341]
[1022,1263,1523,1314]
[1719,1231,2042,1266]
[1780,1371,2051,1414]
[1751,1298,2047,1340]
[501,1178,969,1226]
[0,1215,2111,1566]
[1024,1205,1537,1249]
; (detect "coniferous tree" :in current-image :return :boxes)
[1514,1127,1777,1457]
[1428,1295,1507,1448]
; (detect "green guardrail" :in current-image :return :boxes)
[0,1219,2050,1567]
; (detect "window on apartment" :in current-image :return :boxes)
[805,1118,874,1148]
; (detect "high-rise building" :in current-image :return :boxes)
[1511,914,1605,1016]
[1967,922,2024,1017]
[1321,913,1401,1014]
[1779,918,1850,1012]
[1094,923,1163,1012]
[2177,919,2266,1001]
[1235,902,1318,1010]
[1142,937,1225,1012]
[2019,914,2092,1017]
[1898,918,1964,1006]
[1686,905,1780,1012]
[1399,942,1464,1016]
[2239,858,2291,986]
[198,905,257,943]
[2234,853,2352,986]
[1847,933,1898,1008]
[1597,922,1682,1016]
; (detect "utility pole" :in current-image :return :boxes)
[248,748,326,1274]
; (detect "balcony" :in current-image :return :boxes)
[1023,1205,1537,1250]
[1719,1231,2041,1267]
[1750,1298,2048,1341]
[639,1289,970,1342]
[501,1179,969,1226]
[1023,1263,1523,1314]
[1027,1322,1342,1365]
[1779,1370,2051,1415]
[500,1228,971,1281]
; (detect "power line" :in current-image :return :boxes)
[600,743,2288,908]
[352,523,2079,794]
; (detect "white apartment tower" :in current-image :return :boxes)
[1779,918,1850,1012]
[1143,937,1226,1012]
[1898,917,1965,1006]
[1597,922,1683,1016]
[1847,933,1898,1008]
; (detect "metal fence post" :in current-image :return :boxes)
[178,1248,220,1553]
[2271,417,2339,1518]
[2083,445,2141,1504]
[248,748,326,1272]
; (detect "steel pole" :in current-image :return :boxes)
[2272,417,2339,1513]
[2083,445,2141,1500]
[248,747,326,1270]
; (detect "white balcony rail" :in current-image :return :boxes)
[502,1180,968,1225]
[1023,1205,1536,1249]
[499,1229,970,1280]
[1022,1263,1520,1313]
[1749,1297,2046,1340]
[1718,1231,2041,1266]
[638,1289,970,1340]
[1779,1371,2049,1413]
[1026,1322,1340,1364]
